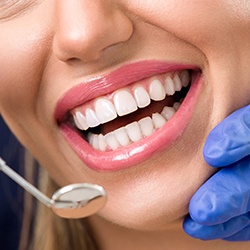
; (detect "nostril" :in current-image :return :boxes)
[67,57,81,63]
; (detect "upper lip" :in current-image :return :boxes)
[54,60,199,123]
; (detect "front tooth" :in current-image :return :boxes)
[113,90,138,116]
[138,117,154,137]
[149,79,166,101]
[95,98,117,124]
[73,111,89,130]
[173,74,182,91]
[133,86,151,108]
[161,106,176,120]
[180,70,190,87]
[105,132,120,150]
[125,122,142,142]
[85,108,100,127]
[164,76,175,95]
[152,113,166,129]
[114,127,130,147]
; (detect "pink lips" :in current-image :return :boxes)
[55,60,202,171]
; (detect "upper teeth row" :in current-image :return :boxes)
[72,70,190,131]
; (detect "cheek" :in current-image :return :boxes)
[225,0,250,22]
[0,20,51,120]
[126,1,216,38]
[126,0,248,53]
[0,50,35,115]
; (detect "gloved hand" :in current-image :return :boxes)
[183,105,250,241]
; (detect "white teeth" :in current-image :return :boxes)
[73,111,89,130]
[114,89,138,116]
[125,122,142,142]
[85,108,100,128]
[114,127,130,146]
[164,76,175,95]
[88,106,177,151]
[87,134,99,150]
[98,134,108,151]
[138,117,154,137]
[95,98,117,124]
[149,79,166,101]
[161,106,176,120]
[152,113,166,129]
[173,74,182,91]
[104,132,120,150]
[133,86,151,108]
[73,70,190,150]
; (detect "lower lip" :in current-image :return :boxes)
[60,74,202,171]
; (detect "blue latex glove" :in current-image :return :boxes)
[183,105,250,241]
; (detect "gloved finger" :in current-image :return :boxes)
[223,225,250,241]
[183,213,250,241]
[203,105,250,167]
[189,156,250,225]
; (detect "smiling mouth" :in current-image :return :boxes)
[68,70,191,151]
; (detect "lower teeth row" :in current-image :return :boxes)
[87,102,181,151]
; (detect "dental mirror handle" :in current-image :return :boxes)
[0,157,53,207]
[0,156,107,218]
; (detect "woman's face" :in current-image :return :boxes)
[1,0,250,230]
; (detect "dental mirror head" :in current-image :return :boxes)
[0,157,107,219]
[51,183,106,218]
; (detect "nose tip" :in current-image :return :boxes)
[53,2,133,63]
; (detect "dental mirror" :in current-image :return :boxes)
[0,157,106,219]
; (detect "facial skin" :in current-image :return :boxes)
[1,1,250,249]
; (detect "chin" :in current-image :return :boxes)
[93,152,215,231]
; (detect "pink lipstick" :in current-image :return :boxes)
[55,60,202,171]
